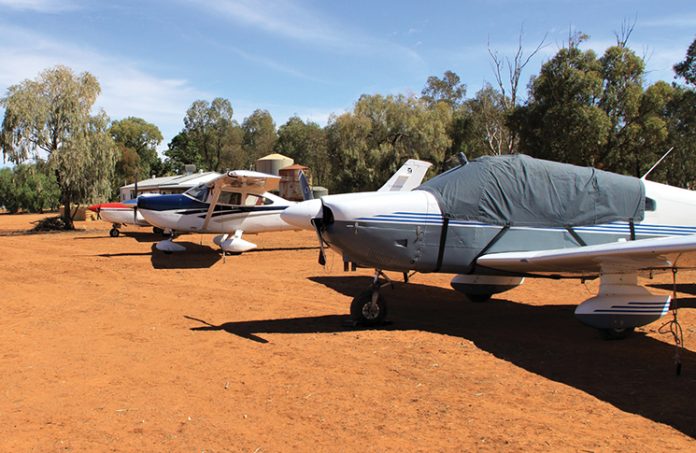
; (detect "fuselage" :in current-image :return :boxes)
[89,200,150,227]
[309,179,696,273]
[137,191,293,234]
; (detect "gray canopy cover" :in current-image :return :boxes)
[419,154,645,227]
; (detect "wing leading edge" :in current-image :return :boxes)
[476,235,696,275]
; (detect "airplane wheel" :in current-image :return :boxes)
[109,228,120,238]
[153,227,165,236]
[350,290,388,326]
[599,327,635,340]
[465,293,492,303]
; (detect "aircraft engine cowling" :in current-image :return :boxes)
[451,274,524,301]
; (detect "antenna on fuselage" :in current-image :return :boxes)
[457,152,468,166]
[642,147,675,181]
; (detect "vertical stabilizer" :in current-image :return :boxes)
[378,159,432,192]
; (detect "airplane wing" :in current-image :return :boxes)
[476,235,696,275]
[218,170,281,193]
[378,159,432,192]
[202,170,281,230]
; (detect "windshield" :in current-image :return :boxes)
[185,184,210,202]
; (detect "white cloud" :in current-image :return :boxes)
[186,0,423,63]
[640,14,696,29]
[0,23,209,150]
[0,0,79,12]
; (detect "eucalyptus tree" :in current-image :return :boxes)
[674,37,696,86]
[0,65,116,228]
[421,70,466,107]
[110,117,163,179]
[275,116,329,186]
[327,94,451,192]
[242,109,277,167]
[183,97,242,172]
[511,34,611,167]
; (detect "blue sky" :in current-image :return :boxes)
[0,0,694,157]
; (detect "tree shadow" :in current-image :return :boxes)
[188,275,696,439]
[150,242,222,269]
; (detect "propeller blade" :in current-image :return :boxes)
[311,217,327,266]
[299,171,314,201]
[133,175,139,225]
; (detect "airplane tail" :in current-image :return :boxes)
[378,159,432,192]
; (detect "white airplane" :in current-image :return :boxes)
[281,153,696,339]
[87,199,164,237]
[138,160,433,254]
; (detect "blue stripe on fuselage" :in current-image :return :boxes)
[137,194,208,212]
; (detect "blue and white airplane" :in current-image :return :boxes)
[282,153,696,339]
[138,161,432,254]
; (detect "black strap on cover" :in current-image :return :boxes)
[434,217,450,272]
[468,224,510,274]
[565,226,587,246]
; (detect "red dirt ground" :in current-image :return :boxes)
[0,213,694,452]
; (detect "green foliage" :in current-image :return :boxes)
[0,65,116,228]
[460,84,511,157]
[658,87,696,188]
[674,38,696,86]
[327,94,451,192]
[164,131,200,174]
[242,109,277,167]
[421,70,466,107]
[275,116,330,185]
[512,42,610,166]
[110,117,163,179]
[181,97,244,172]
[0,163,60,213]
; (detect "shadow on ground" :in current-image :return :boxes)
[249,246,320,253]
[73,231,163,242]
[150,242,221,269]
[188,275,696,439]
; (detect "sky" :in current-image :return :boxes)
[0,0,694,161]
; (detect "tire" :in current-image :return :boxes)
[153,227,165,236]
[599,326,635,340]
[465,293,493,303]
[109,228,120,238]
[350,290,388,326]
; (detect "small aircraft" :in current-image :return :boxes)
[87,199,165,237]
[137,160,433,254]
[281,153,696,339]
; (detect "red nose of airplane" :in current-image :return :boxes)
[87,203,101,213]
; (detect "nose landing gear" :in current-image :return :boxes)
[350,269,393,326]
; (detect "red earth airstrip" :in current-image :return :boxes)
[0,213,694,451]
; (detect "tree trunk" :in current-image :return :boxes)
[62,195,75,230]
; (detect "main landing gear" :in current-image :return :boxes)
[350,269,393,326]
[109,224,122,237]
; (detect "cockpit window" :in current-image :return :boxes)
[218,192,242,206]
[244,194,273,206]
[185,184,209,202]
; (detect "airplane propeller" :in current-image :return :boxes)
[132,175,139,225]
[311,215,327,266]
[298,171,326,265]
